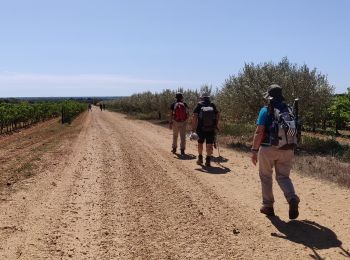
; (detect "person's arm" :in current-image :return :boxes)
[185,103,190,120]
[215,112,220,131]
[252,125,265,149]
[212,104,220,131]
[169,104,174,129]
[251,125,265,166]
[251,108,267,166]
[192,104,200,131]
[169,110,173,129]
[192,113,198,132]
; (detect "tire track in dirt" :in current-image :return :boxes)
[98,112,245,258]
[92,116,132,259]
[101,112,287,259]
[43,112,129,259]
[46,114,105,258]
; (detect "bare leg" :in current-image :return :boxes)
[206,144,213,156]
[198,143,203,155]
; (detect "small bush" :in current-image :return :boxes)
[300,136,350,161]
[134,112,159,120]
[61,101,86,124]
[222,123,255,137]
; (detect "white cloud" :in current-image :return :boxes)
[0,72,177,86]
[0,72,198,97]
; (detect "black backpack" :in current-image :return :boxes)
[199,103,216,131]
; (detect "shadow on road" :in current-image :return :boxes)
[267,216,350,259]
[174,153,196,160]
[195,164,231,174]
[211,156,229,163]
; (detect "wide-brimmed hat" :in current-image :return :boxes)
[264,84,284,99]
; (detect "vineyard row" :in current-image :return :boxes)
[0,101,87,134]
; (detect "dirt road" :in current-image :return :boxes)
[0,107,349,259]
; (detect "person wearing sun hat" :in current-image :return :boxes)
[251,84,300,219]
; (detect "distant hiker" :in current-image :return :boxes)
[88,103,92,111]
[251,84,300,219]
[191,93,220,167]
[100,103,103,111]
[169,92,189,155]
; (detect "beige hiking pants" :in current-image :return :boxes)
[258,146,299,207]
[172,121,187,150]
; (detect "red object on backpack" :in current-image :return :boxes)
[173,102,188,122]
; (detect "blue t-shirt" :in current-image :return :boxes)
[256,107,269,126]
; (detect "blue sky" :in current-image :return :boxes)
[0,0,349,97]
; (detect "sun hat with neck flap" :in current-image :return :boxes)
[264,84,285,101]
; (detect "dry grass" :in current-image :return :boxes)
[217,135,350,188]
[0,113,87,190]
[303,131,350,146]
[294,155,350,188]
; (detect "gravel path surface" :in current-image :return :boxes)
[0,107,349,259]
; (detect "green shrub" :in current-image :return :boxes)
[61,101,86,124]
[300,136,350,161]
[134,112,159,120]
[222,123,255,137]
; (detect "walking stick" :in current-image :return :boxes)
[217,138,221,158]
[214,132,221,158]
[293,98,301,144]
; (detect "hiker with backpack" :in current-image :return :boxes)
[251,84,300,219]
[169,92,189,155]
[191,93,220,167]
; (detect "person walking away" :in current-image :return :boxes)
[88,103,92,111]
[169,92,189,155]
[251,84,300,219]
[99,103,103,111]
[191,93,220,167]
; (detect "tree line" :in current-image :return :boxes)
[107,58,349,135]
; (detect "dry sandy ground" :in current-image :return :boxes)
[0,107,349,259]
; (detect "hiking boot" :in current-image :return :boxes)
[205,156,211,167]
[180,149,185,155]
[171,147,176,154]
[196,155,203,165]
[260,206,275,217]
[289,198,299,220]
